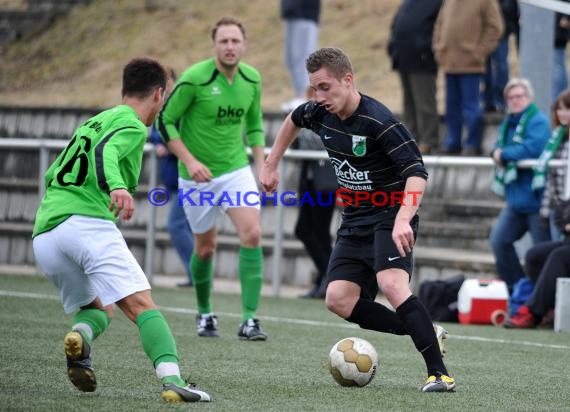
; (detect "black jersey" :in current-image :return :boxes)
[291,94,428,227]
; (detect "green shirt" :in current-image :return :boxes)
[155,58,265,179]
[33,105,147,237]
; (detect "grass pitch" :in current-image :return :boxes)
[1,274,569,411]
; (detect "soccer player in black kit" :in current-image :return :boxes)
[260,47,455,392]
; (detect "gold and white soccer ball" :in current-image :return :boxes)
[328,337,378,387]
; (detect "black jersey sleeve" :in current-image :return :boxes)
[379,118,428,181]
[291,101,322,130]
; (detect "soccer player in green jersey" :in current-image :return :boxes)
[156,17,267,340]
[32,57,211,403]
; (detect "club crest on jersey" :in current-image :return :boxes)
[352,135,367,156]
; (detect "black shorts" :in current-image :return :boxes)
[326,216,418,299]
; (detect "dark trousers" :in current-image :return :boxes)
[525,241,570,317]
[398,71,439,150]
[294,180,335,289]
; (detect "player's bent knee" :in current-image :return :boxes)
[196,244,216,260]
[117,291,157,322]
[325,292,350,318]
[240,226,261,247]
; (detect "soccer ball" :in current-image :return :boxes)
[328,337,378,387]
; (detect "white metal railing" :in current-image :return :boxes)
[1,137,569,296]
[519,0,570,14]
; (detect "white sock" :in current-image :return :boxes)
[72,323,93,341]
[156,362,181,379]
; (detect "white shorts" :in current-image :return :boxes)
[33,215,150,314]
[179,166,260,234]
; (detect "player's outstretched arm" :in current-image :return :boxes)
[260,114,300,192]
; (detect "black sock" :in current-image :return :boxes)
[346,298,407,335]
[396,295,448,376]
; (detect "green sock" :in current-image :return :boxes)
[71,308,110,345]
[191,253,213,314]
[136,309,179,367]
[239,246,263,321]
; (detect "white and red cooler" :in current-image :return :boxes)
[457,279,509,325]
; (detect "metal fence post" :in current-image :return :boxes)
[144,145,157,284]
[38,139,48,199]
[271,158,287,297]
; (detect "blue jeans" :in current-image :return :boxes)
[552,47,568,101]
[166,192,194,282]
[489,207,550,289]
[483,37,509,111]
[443,73,483,151]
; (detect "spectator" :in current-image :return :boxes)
[483,0,520,113]
[156,17,268,341]
[533,88,570,241]
[150,68,194,287]
[552,2,570,100]
[294,128,337,299]
[388,0,443,155]
[280,0,321,112]
[504,200,570,328]
[433,0,504,155]
[490,78,551,291]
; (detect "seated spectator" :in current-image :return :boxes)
[504,200,570,328]
[489,78,551,291]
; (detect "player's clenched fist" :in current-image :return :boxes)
[259,162,280,193]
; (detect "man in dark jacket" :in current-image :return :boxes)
[388,0,443,155]
[483,0,519,113]
[553,1,570,100]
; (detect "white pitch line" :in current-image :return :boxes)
[1,289,569,351]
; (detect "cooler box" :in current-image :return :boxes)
[458,279,509,324]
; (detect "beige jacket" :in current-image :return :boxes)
[433,0,504,73]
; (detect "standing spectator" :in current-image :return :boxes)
[534,88,570,240]
[483,0,520,113]
[156,17,268,341]
[280,0,321,112]
[388,0,442,155]
[150,68,194,287]
[433,0,504,155]
[149,130,194,287]
[32,57,211,403]
[294,128,337,299]
[490,78,551,291]
[552,2,570,100]
[261,47,455,393]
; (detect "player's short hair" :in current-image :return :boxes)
[211,16,246,41]
[306,47,353,80]
[121,57,167,98]
[503,77,534,101]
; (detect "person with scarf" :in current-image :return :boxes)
[489,78,551,291]
[534,89,570,240]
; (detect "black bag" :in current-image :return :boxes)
[418,274,465,322]
[308,159,337,192]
